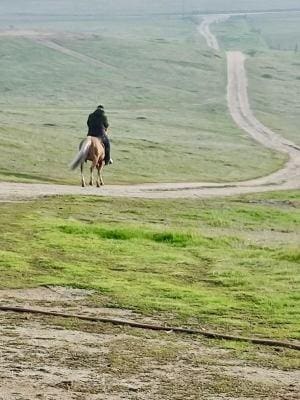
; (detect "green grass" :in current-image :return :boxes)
[1,191,299,339]
[215,12,300,51]
[0,15,286,184]
[247,52,300,146]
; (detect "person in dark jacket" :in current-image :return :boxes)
[87,105,113,165]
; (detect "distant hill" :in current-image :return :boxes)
[1,0,300,17]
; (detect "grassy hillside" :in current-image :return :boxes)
[1,191,299,339]
[214,12,300,146]
[215,12,300,52]
[0,16,284,184]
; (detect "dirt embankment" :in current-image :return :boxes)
[1,287,299,400]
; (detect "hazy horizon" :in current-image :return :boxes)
[1,0,300,17]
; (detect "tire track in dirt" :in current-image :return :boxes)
[0,19,299,200]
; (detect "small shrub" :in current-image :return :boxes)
[261,73,273,79]
[151,232,193,247]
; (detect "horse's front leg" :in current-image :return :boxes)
[81,163,86,187]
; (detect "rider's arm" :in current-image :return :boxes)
[87,114,92,129]
[103,114,109,130]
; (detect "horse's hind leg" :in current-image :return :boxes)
[96,162,104,187]
[99,162,104,186]
[89,159,98,186]
[89,165,94,186]
[96,167,101,187]
[81,163,86,187]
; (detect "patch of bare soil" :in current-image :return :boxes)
[0,287,147,323]
[0,286,94,302]
[0,288,299,400]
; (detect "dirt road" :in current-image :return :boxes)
[0,17,299,200]
[198,15,230,51]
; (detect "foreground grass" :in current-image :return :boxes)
[0,191,299,340]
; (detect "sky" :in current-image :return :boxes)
[1,1,300,16]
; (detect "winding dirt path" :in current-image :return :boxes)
[1,17,299,200]
[198,15,230,51]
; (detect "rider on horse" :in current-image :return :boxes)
[87,105,113,165]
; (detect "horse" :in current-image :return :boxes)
[70,137,105,187]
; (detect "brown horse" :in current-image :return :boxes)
[70,137,105,187]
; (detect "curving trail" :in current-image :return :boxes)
[0,18,299,201]
[201,15,300,188]
[198,15,230,51]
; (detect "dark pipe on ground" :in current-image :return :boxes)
[0,305,299,351]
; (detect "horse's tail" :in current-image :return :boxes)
[69,137,91,170]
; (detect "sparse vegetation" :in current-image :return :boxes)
[0,191,299,339]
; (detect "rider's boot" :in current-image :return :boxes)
[105,158,113,166]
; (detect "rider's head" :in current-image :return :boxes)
[97,105,104,110]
